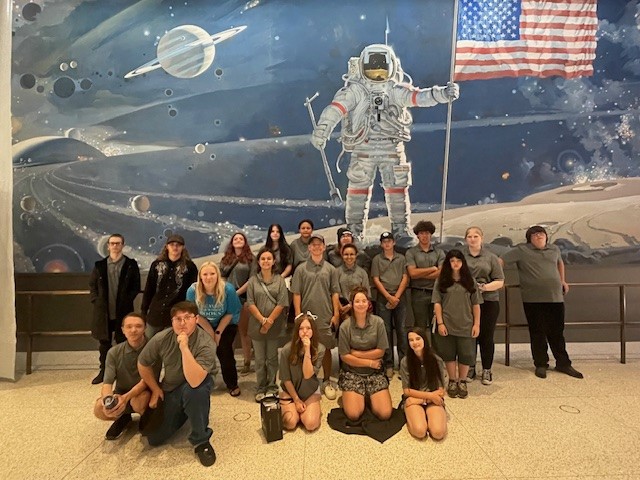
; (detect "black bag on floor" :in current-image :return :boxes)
[260,396,283,443]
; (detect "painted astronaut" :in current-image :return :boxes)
[311,44,459,240]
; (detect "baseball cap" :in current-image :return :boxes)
[166,234,185,245]
[309,233,325,243]
[379,231,393,241]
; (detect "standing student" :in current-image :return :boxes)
[186,262,242,397]
[371,231,409,378]
[432,250,482,399]
[89,233,141,384]
[500,225,583,379]
[290,219,314,271]
[338,286,392,421]
[405,220,444,344]
[279,313,324,431]
[400,327,447,440]
[463,226,504,385]
[220,232,254,376]
[334,243,370,320]
[291,233,341,400]
[264,223,293,278]
[246,247,288,402]
[141,234,198,338]
[327,227,372,273]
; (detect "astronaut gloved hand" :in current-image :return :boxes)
[310,124,329,150]
[432,82,460,103]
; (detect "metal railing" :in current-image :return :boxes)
[502,282,640,366]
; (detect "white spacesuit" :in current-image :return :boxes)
[311,44,459,240]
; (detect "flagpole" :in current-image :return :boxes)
[438,0,460,243]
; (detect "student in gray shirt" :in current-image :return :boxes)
[138,301,217,467]
[279,313,325,432]
[290,219,314,271]
[432,250,482,400]
[500,225,583,380]
[334,243,371,320]
[93,313,156,441]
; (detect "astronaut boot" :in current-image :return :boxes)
[391,223,416,249]
[346,222,365,243]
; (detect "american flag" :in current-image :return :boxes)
[454,0,598,81]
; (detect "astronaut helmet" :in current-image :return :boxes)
[360,44,397,82]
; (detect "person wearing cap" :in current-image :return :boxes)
[371,231,409,378]
[327,227,372,274]
[290,219,314,272]
[89,233,141,384]
[141,234,198,338]
[405,220,445,346]
[138,301,217,466]
[500,226,583,379]
[291,232,341,400]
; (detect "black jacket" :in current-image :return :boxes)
[89,255,141,340]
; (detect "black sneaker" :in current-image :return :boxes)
[195,442,216,467]
[447,380,459,398]
[466,366,476,382]
[535,367,547,379]
[457,380,469,399]
[91,370,104,385]
[105,414,132,440]
[555,365,584,379]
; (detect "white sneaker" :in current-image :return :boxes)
[481,369,493,385]
[255,392,266,403]
[322,381,337,400]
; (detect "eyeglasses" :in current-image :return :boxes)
[108,241,123,246]
[531,232,546,237]
[172,314,196,323]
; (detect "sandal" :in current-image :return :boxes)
[229,387,241,397]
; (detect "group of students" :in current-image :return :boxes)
[90,220,583,466]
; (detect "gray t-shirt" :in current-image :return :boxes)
[371,251,407,295]
[405,245,445,290]
[246,273,289,340]
[278,341,326,401]
[327,247,372,274]
[334,264,370,299]
[500,243,564,303]
[104,339,159,393]
[432,280,483,337]
[290,237,310,270]
[107,256,125,320]
[338,314,389,375]
[291,259,339,328]
[399,354,447,392]
[138,326,216,392]
[463,246,505,302]
[221,260,252,294]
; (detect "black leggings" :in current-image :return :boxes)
[477,301,500,370]
[217,324,239,389]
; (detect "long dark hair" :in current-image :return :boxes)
[265,223,291,273]
[288,313,320,366]
[158,243,192,268]
[438,249,476,294]
[221,232,254,266]
[406,327,444,390]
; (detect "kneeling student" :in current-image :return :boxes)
[93,313,157,440]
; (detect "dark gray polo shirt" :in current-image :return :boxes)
[246,273,289,340]
[399,354,447,392]
[290,237,310,269]
[278,341,326,400]
[405,245,445,290]
[500,243,564,303]
[138,326,216,392]
[462,246,504,302]
[291,259,339,328]
[334,264,370,299]
[338,314,388,375]
[104,339,157,393]
[371,251,407,295]
[432,280,483,337]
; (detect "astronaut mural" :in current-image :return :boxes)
[10,0,640,273]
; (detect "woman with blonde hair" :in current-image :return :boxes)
[186,261,242,397]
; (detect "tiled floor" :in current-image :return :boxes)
[2,343,639,480]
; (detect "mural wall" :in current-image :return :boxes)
[11,0,640,272]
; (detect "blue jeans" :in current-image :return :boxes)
[147,375,213,447]
[252,337,280,395]
[376,296,407,370]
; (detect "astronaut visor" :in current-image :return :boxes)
[363,52,391,81]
